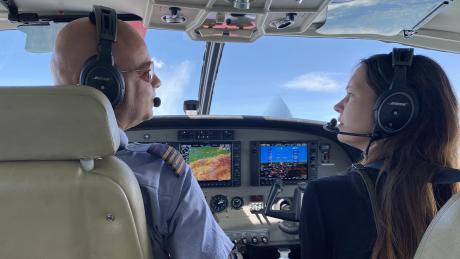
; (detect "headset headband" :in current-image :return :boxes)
[81,5,125,108]
[390,48,413,90]
[89,6,117,64]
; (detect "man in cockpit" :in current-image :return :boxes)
[51,11,234,259]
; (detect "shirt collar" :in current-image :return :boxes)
[119,128,129,149]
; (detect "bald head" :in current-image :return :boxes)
[52,17,161,130]
[52,17,148,85]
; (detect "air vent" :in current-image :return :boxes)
[161,7,186,24]
[269,13,297,29]
[225,0,251,10]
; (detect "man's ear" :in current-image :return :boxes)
[50,56,62,85]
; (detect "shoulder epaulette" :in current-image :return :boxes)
[147,143,186,176]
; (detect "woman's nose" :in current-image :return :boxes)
[334,99,344,113]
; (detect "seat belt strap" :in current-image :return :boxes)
[352,163,381,236]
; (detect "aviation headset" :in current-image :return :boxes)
[80,5,125,108]
[372,48,420,138]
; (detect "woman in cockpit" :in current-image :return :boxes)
[300,49,459,259]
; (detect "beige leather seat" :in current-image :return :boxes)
[414,191,460,259]
[0,86,152,259]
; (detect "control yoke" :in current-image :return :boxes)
[264,179,306,222]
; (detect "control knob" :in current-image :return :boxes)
[260,236,269,244]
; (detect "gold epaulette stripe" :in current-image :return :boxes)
[177,159,186,175]
[173,154,182,167]
[168,151,178,164]
[162,146,174,160]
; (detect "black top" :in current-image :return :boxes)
[300,170,378,259]
[300,167,457,259]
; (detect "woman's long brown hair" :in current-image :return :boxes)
[361,53,459,259]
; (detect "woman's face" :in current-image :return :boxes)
[334,65,378,150]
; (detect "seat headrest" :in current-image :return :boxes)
[414,191,460,259]
[0,86,120,161]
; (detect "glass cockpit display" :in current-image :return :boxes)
[179,143,232,182]
[253,142,309,185]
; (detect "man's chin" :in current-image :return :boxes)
[146,111,154,120]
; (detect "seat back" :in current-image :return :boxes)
[0,87,152,259]
[414,191,460,259]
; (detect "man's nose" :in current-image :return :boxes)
[151,74,161,89]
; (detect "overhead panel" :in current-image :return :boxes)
[265,12,316,34]
[212,0,267,12]
[264,0,328,35]
[191,12,262,42]
[1,0,459,52]
[151,0,209,9]
[150,4,202,31]
[269,0,327,11]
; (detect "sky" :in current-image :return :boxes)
[1,27,460,122]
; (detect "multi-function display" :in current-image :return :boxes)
[180,143,232,181]
[252,141,315,186]
[178,142,241,187]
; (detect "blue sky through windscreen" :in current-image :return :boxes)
[212,36,460,121]
[0,28,459,122]
[0,30,53,85]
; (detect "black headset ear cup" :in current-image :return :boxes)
[80,55,125,108]
[373,86,419,135]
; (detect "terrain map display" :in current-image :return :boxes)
[183,144,232,181]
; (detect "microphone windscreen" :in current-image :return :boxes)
[153,97,161,107]
[330,118,337,127]
[323,118,339,134]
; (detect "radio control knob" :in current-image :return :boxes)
[261,236,269,243]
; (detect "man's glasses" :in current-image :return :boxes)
[120,61,154,83]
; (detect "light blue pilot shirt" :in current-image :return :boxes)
[116,130,234,259]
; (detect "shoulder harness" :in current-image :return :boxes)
[147,143,186,177]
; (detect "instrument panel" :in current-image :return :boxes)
[128,116,358,257]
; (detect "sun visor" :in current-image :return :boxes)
[317,0,452,36]
[17,22,65,53]
[18,20,146,53]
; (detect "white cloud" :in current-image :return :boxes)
[283,72,341,92]
[152,57,165,69]
[154,60,192,115]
